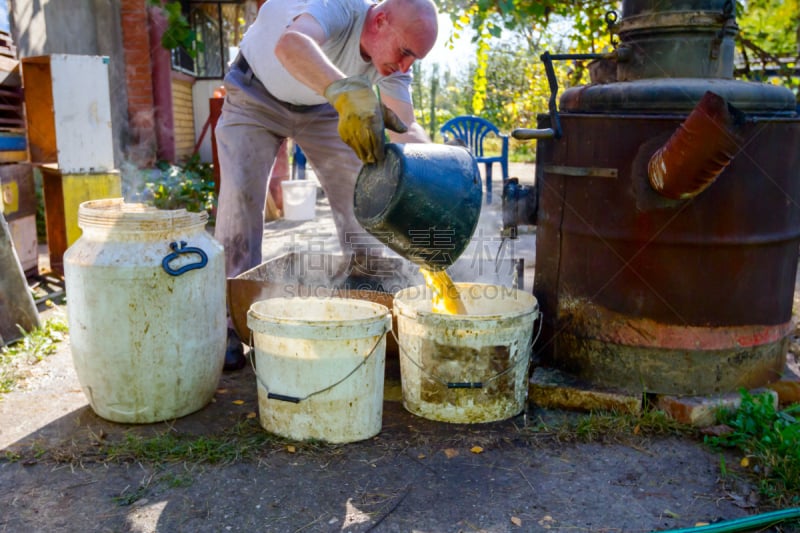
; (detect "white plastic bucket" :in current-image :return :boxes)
[281,180,316,221]
[63,199,226,423]
[247,297,391,443]
[393,283,539,423]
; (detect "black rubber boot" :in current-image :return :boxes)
[224,328,247,371]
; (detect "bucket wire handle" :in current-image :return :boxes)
[389,312,539,390]
[532,308,543,349]
[248,315,391,403]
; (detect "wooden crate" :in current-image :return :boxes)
[0,163,37,275]
[0,30,19,79]
[0,29,26,161]
[0,31,18,62]
[41,165,121,274]
[21,55,114,173]
[0,88,24,133]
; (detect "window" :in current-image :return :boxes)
[170,1,257,79]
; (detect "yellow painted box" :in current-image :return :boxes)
[41,165,121,273]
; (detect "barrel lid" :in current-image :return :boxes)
[77,198,208,231]
[560,78,797,114]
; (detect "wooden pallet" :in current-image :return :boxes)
[0,30,18,75]
[0,30,22,132]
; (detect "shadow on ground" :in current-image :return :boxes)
[1,342,762,533]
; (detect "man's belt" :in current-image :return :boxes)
[232,53,252,75]
[231,53,329,114]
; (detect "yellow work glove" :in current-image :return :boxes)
[324,76,407,164]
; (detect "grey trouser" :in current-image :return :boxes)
[214,55,378,279]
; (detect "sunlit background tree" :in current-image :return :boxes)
[414,0,798,161]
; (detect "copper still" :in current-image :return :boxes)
[512,0,800,395]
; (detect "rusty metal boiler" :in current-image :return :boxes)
[515,0,800,395]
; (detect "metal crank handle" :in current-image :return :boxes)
[512,128,556,141]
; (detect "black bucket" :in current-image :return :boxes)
[354,143,482,271]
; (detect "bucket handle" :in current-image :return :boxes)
[162,241,208,276]
[390,310,543,390]
[248,317,390,403]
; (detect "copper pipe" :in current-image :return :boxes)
[648,91,745,200]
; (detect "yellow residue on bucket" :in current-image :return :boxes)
[393,283,539,424]
[420,268,467,315]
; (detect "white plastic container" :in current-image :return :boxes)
[393,283,539,423]
[63,198,226,423]
[247,297,391,443]
[281,180,316,221]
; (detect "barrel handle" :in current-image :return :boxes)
[248,317,391,403]
[162,241,208,276]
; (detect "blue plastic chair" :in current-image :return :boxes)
[292,143,307,180]
[440,116,509,203]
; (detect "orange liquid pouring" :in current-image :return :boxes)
[420,268,467,315]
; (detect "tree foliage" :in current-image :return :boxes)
[439,0,620,53]
[415,0,798,156]
[734,0,799,88]
[148,0,203,58]
[429,0,621,151]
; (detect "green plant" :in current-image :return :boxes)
[3,450,21,462]
[0,313,68,394]
[148,0,203,58]
[527,406,696,445]
[161,471,194,489]
[141,154,217,223]
[112,483,150,506]
[705,389,800,507]
[103,420,279,465]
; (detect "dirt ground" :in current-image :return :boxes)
[1,163,798,533]
[0,334,778,533]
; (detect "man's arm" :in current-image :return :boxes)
[381,94,431,143]
[274,14,343,96]
[275,13,417,162]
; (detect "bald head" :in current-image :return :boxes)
[362,0,438,74]
[380,0,439,58]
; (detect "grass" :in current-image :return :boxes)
[0,306,68,394]
[705,389,800,508]
[110,466,197,506]
[524,404,698,446]
[81,420,340,469]
[525,393,800,509]
[102,421,280,465]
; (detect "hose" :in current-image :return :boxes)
[655,507,800,533]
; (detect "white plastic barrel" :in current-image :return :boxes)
[247,297,391,443]
[393,283,539,423]
[63,198,226,423]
